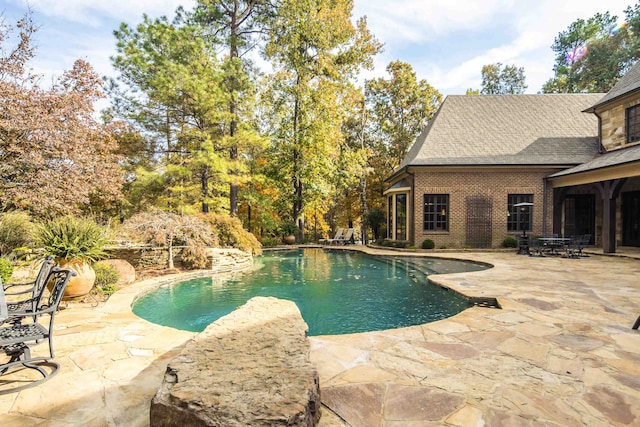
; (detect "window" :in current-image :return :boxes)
[395,194,407,240]
[627,105,640,143]
[387,192,409,240]
[508,194,533,232]
[424,194,449,231]
[387,196,393,238]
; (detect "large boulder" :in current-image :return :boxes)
[150,297,321,427]
[100,259,136,286]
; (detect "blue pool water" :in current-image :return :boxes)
[132,249,487,335]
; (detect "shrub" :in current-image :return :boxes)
[279,221,298,237]
[198,214,262,256]
[377,238,390,247]
[121,210,217,248]
[260,236,282,248]
[93,262,119,298]
[0,211,36,257]
[421,239,435,249]
[502,236,518,248]
[378,239,410,248]
[97,283,118,297]
[180,244,209,270]
[38,216,111,263]
[94,262,119,288]
[0,258,14,283]
[364,208,385,240]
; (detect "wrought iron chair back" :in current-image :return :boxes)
[2,256,55,311]
[4,257,57,323]
[0,267,75,393]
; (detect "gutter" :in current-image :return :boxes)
[407,168,415,247]
[385,165,409,184]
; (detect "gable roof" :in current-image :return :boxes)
[586,61,640,112]
[395,94,603,175]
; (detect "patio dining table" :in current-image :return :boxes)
[538,237,573,256]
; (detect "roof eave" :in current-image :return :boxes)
[585,87,640,113]
[384,165,409,184]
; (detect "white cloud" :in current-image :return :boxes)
[355,0,633,94]
[355,0,518,45]
[6,0,196,27]
[4,0,636,97]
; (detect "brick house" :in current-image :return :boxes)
[385,64,640,252]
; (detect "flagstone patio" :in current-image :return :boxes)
[1,248,639,426]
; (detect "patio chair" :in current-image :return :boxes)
[0,267,75,393]
[331,228,354,245]
[576,234,591,257]
[0,257,54,323]
[320,228,344,245]
[2,256,55,302]
[529,236,544,257]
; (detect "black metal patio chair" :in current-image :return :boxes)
[2,257,55,317]
[576,234,591,257]
[0,267,74,394]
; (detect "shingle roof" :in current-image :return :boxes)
[549,143,640,178]
[397,94,603,172]
[587,61,640,111]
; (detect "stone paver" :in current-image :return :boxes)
[312,248,640,426]
[0,248,638,426]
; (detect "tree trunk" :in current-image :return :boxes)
[228,5,240,217]
[201,165,209,213]
[360,97,369,244]
[292,89,305,241]
[167,234,174,269]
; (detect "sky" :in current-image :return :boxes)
[0,0,635,101]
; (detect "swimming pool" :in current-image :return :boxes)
[132,248,487,335]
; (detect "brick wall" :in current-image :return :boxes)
[412,169,558,248]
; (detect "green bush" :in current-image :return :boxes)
[94,262,119,288]
[0,211,35,257]
[502,236,518,248]
[364,208,385,240]
[199,214,262,256]
[279,221,298,237]
[260,236,282,248]
[180,244,209,270]
[98,283,118,297]
[0,258,14,283]
[378,239,409,248]
[421,239,435,249]
[93,262,119,298]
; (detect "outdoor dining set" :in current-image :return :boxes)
[517,234,592,258]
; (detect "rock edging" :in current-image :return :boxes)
[150,296,321,426]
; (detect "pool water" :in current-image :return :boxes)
[132,249,487,336]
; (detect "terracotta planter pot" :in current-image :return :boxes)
[55,260,96,298]
[283,235,296,245]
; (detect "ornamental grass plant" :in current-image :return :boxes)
[38,216,111,263]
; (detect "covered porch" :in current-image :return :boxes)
[548,144,640,253]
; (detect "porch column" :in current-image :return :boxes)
[594,179,626,253]
[552,188,567,236]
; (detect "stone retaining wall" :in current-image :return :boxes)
[106,246,253,271]
[150,296,321,427]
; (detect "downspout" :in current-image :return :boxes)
[407,168,415,247]
[542,176,548,236]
